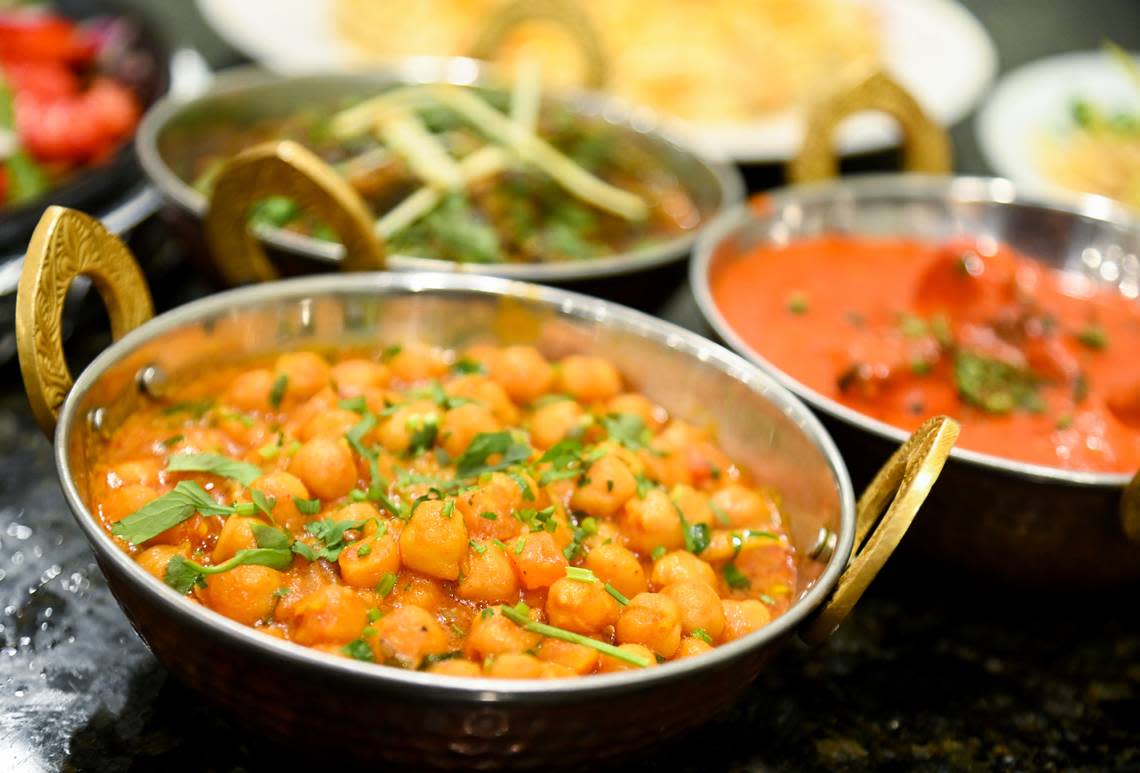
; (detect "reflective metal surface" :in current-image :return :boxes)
[44,269,855,766]
[136,63,744,283]
[691,174,1140,585]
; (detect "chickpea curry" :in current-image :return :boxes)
[88,344,797,678]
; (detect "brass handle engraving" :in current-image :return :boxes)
[788,69,953,184]
[203,140,385,286]
[16,206,154,436]
[800,415,960,644]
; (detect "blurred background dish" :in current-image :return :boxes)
[194,0,997,162]
[137,64,743,283]
[977,46,1140,211]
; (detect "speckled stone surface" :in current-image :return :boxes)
[3,1,1140,770]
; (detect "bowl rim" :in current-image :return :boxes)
[690,172,1140,489]
[134,61,745,283]
[55,271,855,700]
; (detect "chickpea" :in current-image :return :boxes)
[615,592,682,658]
[427,659,482,677]
[146,514,214,549]
[330,359,389,396]
[338,532,400,588]
[489,345,554,403]
[107,459,161,488]
[729,539,794,598]
[598,643,657,673]
[399,500,468,581]
[439,403,500,459]
[721,599,772,642]
[671,485,715,527]
[710,485,777,529]
[529,399,584,450]
[556,355,622,402]
[537,639,599,675]
[226,368,275,412]
[377,400,438,453]
[545,577,619,634]
[211,515,261,563]
[386,343,448,383]
[204,565,284,626]
[584,543,648,598]
[290,436,358,500]
[540,662,578,679]
[274,352,331,402]
[390,572,447,611]
[100,484,160,524]
[620,489,683,554]
[661,581,725,639]
[458,540,519,603]
[650,551,717,589]
[570,453,637,517]
[445,375,519,424]
[638,444,691,489]
[136,544,188,582]
[300,408,362,441]
[370,604,449,666]
[509,531,568,590]
[676,637,714,659]
[606,393,665,431]
[458,472,527,541]
[487,653,545,679]
[291,585,369,645]
[466,609,541,659]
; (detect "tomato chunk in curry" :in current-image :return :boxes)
[711,235,1140,473]
[88,344,797,678]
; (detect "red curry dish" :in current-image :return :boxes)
[711,235,1140,473]
[88,344,797,678]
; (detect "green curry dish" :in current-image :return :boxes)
[954,351,1046,415]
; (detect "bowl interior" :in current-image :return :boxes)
[138,64,741,281]
[695,175,1140,484]
[58,274,852,693]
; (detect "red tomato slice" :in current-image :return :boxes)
[0,12,97,64]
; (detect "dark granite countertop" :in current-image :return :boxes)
[3,1,1140,770]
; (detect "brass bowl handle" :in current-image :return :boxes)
[1120,471,1140,544]
[203,140,385,286]
[800,415,960,644]
[787,69,953,184]
[468,0,609,90]
[16,206,154,437]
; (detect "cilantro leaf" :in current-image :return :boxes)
[295,517,373,562]
[342,639,374,662]
[163,547,293,594]
[454,431,532,477]
[111,481,234,545]
[269,374,288,409]
[293,495,321,515]
[954,351,1044,415]
[723,562,751,590]
[601,412,651,451]
[166,453,264,486]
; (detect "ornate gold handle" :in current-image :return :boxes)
[203,140,385,286]
[468,0,608,90]
[787,69,953,184]
[1119,472,1140,544]
[800,415,960,645]
[16,206,154,437]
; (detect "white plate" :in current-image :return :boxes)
[196,0,997,163]
[977,49,1140,196]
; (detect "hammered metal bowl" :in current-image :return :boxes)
[15,194,956,766]
[135,61,743,284]
[691,174,1140,587]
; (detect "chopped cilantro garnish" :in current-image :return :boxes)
[650,545,667,561]
[455,431,533,477]
[565,566,597,583]
[691,628,714,645]
[339,396,368,413]
[293,496,321,515]
[600,413,651,451]
[376,572,397,597]
[787,292,809,315]
[1077,324,1109,350]
[342,639,373,662]
[452,358,486,375]
[269,374,288,409]
[469,539,488,555]
[500,602,648,667]
[166,452,263,486]
[164,547,293,594]
[723,562,751,590]
[604,583,630,605]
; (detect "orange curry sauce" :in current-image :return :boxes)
[87,344,796,678]
[711,235,1140,473]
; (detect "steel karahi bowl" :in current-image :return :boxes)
[15,158,954,767]
[134,60,743,285]
[691,174,1140,588]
